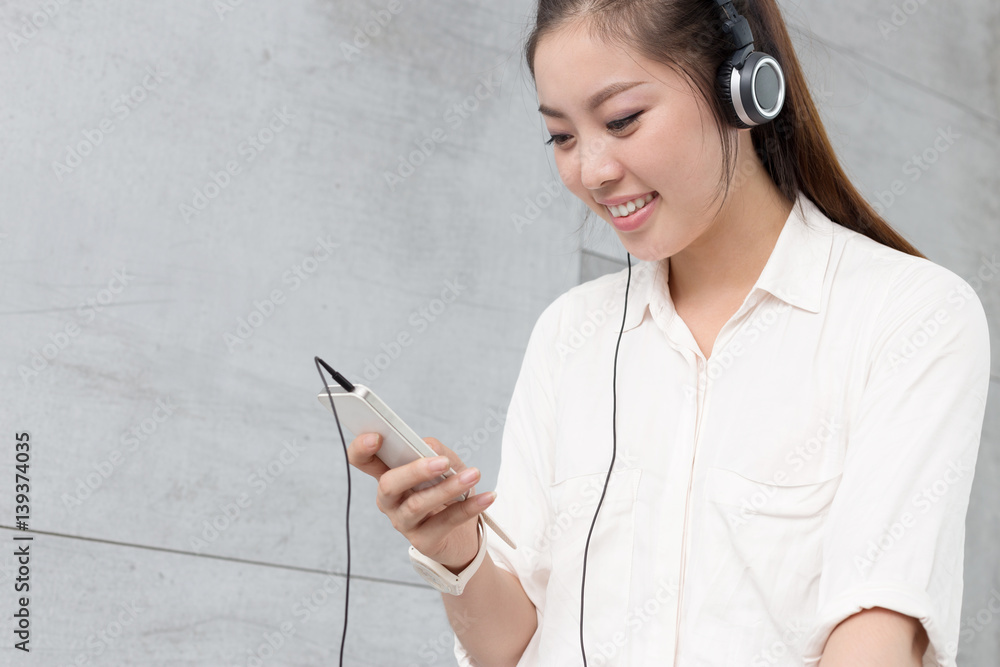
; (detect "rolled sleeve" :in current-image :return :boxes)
[803,264,992,666]
[453,295,565,665]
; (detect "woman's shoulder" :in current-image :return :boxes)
[826,215,991,374]
[821,209,988,324]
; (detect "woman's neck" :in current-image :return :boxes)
[666,167,794,308]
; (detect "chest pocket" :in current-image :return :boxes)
[696,465,841,653]
[704,466,842,519]
[538,467,642,666]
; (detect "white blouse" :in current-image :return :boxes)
[453,192,991,666]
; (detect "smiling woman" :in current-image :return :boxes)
[526,0,924,268]
[344,1,991,666]
[535,26,760,259]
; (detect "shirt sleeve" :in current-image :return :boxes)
[453,295,564,666]
[803,262,992,666]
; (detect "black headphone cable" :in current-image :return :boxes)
[315,356,352,667]
[579,252,632,666]
[316,252,632,667]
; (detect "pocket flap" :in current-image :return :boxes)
[704,466,842,518]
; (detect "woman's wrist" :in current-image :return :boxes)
[410,517,488,596]
[440,519,486,573]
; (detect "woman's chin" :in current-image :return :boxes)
[615,237,666,263]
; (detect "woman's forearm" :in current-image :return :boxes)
[818,607,928,667]
[441,554,537,667]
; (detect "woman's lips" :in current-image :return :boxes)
[607,192,658,232]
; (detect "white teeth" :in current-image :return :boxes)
[606,193,656,218]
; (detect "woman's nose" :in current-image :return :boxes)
[578,136,622,191]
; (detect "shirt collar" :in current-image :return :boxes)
[621,191,834,333]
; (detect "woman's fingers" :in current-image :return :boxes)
[348,434,469,482]
[346,433,390,479]
[378,455,454,500]
[351,433,491,566]
[422,437,468,474]
[406,492,498,565]
[390,465,483,531]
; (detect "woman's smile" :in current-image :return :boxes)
[602,192,659,232]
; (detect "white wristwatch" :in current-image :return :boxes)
[409,516,487,596]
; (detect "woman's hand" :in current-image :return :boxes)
[350,433,536,666]
[347,433,497,571]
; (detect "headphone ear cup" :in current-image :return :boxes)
[716,60,753,130]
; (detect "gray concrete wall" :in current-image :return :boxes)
[0,0,995,665]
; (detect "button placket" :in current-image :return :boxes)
[674,353,711,662]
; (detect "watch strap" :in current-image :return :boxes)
[408,515,487,596]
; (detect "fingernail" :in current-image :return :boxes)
[476,491,496,506]
[428,456,449,472]
[459,468,478,484]
[365,434,380,448]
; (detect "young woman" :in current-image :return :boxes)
[347,1,991,665]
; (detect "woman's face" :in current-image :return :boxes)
[533,21,734,262]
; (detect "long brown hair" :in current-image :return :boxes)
[524,0,925,258]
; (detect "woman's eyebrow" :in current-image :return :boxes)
[538,81,647,119]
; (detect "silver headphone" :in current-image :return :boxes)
[713,0,786,128]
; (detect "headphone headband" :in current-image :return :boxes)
[714,0,754,66]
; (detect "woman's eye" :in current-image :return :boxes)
[544,112,642,147]
[607,111,643,133]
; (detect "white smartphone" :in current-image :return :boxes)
[317,382,516,549]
